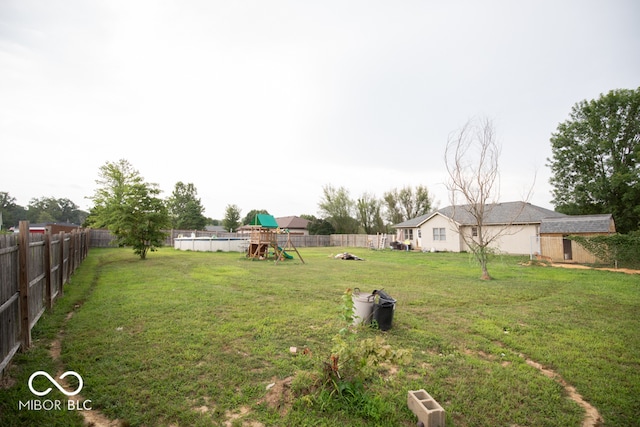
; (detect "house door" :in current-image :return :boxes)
[562,236,573,260]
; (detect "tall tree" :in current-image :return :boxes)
[445,118,531,280]
[548,88,640,233]
[222,204,241,232]
[318,185,359,233]
[356,193,385,234]
[383,186,432,224]
[166,182,207,230]
[87,159,169,259]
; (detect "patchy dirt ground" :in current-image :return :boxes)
[258,376,294,416]
[49,311,121,427]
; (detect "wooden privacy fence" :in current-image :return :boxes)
[0,221,89,376]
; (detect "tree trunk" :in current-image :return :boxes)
[478,253,492,280]
[480,263,492,280]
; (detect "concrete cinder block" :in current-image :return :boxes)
[407,389,445,427]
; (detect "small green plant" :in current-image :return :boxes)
[302,288,412,423]
[317,289,412,413]
[339,288,356,330]
[327,334,412,381]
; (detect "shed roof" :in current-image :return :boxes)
[539,214,614,234]
[250,214,279,228]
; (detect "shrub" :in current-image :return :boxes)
[570,233,640,268]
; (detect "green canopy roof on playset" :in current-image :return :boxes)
[251,214,279,228]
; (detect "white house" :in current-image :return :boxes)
[393,201,566,255]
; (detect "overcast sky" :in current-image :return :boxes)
[1,1,639,220]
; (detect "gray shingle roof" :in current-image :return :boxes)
[276,216,310,229]
[394,212,432,228]
[394,201,565,228]
[539,214,614,234]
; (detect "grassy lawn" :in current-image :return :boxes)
[1,247,639,426]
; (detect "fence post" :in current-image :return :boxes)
[44,232,52,310]
[69,229,76,275]
[83,229,89,259]
[58,231,65,293]
[18,221,31,349]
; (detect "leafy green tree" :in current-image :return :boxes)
[166,182,207,230]
[242,209,269,225]
[318,185,359,233]
[301,214,335,235]
[548,88,640,233]
[222,204,241,232]
[356,193,385,234]
[27,197,86,224]
[383,185,432,224]
[88,159,169,259]
[0,192,27,230]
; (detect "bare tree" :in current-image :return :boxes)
[445,118,531,280]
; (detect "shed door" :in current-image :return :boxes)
[562,236,573,260]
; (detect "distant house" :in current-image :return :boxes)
[539,214,616,263]
[205,225,226,234]
[11,222,81,234]
[275,216,310,235]
[393,202,564,255]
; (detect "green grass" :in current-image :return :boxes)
[1,247,639,426]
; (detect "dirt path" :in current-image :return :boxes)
[521,356,603,427]
[50,311,121,427]
[468,346,603,426]
[551,262,640,275]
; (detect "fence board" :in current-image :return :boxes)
[27,235,47,332]
[0,222,89,377]
[0,234,20,374]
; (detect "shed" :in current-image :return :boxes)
[539,214,616,263]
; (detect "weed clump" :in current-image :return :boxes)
[291,288,412,422]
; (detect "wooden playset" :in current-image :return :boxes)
[246,214,304,264]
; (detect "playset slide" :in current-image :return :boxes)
[278,247,294,259]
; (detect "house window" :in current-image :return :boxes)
[403,229,413,240]
[472,227,478,237]
[433,228,446,241]
[417,229,421,239]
